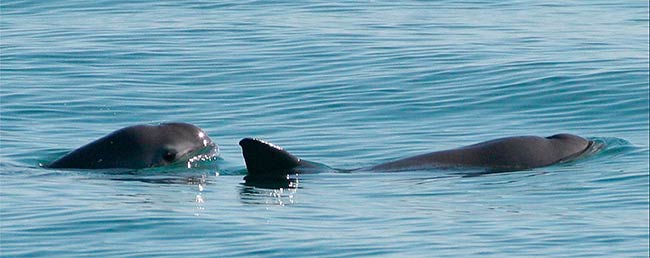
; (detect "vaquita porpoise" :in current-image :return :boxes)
[47,123,217,169]
[239,134,597,181]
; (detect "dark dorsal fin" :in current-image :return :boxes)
[239,138,301,176]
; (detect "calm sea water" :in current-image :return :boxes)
[1,0,649,257]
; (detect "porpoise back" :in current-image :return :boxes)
[239,134,594,179]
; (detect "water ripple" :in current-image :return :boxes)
[1,0,648,257]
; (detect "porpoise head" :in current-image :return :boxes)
[143,122,218,168]
[545,133,592,161]
[48,122,218,169]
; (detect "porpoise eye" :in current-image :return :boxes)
[163,151,177,163]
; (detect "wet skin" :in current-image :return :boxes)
[239,134,595,181]
[48,123,217,169]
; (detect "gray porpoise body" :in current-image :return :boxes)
[366,134,591,172]
[48,123,217,169]
[239,134,593,179]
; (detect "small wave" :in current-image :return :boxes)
[589,136,637,157]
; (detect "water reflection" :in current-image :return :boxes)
[109,174,209,185]
[239,178,299,206]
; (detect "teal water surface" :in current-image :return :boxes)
[1,0,649,257]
